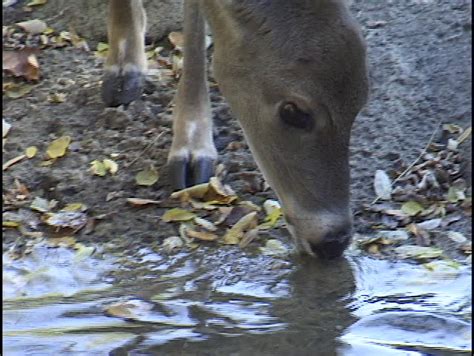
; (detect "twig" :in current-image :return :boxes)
[125,131,166,168]
[369,120,443,206]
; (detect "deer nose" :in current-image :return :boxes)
[309,230,352,259]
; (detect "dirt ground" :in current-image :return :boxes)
[3,1,472,261]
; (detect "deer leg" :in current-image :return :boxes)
[168,1,216,190]
[102,0,147,107]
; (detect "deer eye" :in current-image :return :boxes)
[279,102,314,130]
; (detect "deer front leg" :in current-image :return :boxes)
[102,0,147,107]
[168,1,217,190]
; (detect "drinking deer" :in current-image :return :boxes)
[102,0,369,258]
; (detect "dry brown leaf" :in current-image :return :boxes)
[16,19,47,34]
[126,198,162,206]
[186,229,219,241]
[168,31,184,50]
[3,48,40,81]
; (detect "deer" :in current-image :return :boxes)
[101,0,369,259]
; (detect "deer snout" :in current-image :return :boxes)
[285,212,353,259]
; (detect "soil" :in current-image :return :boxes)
[3,1,472,261]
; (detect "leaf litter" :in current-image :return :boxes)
[159,176,287,254]
[361,122,472,260]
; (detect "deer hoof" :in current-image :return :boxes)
[168,156,215,191]
[101,70,144,107]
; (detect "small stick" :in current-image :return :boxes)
[369,120,443,206]
[125,131,166,168]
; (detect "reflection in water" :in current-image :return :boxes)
[2,243,472,355]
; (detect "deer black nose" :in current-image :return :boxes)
[310,232,351,259]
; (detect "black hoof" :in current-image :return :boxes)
[101,70,144,107]
[168,157,215,191]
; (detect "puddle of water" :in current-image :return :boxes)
[3,242,472,355]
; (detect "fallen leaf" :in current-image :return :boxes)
[194,217,217,231]
[204,177,238,204]
[39,159,55,166]
[401,201,424,217]
[3,48,40,80]
[47,92,66,103]
[259,239,288,256]
[447,186,465,203]
[26,0,47,6]
[168,31,184,50]
[239,228,259,248]
[46,236,77,248]
[374,170,392,200]
[94,42,109,58]
[442,123,462,134]
[394,245,443,260]
[103,158,118,175]
[367,243,380,254]
[126,198,161,206]
[185,229,219,241]
[46,135,71,159]
[171,183,209,201]
[223,211,258,245]
[162,208,196,222]
[3,221,20,228]
[416,218,442,230]
[457,126,472,144]
[31,197,51,213]
[90,160,107,176]
[25,146,37,158]
[3,119,11,138]
[61,202,87,212]
[162,236,184,252]
[3,82,35,98]
[44,211,88,230]
[447,139,459,151]
[135,168,159,186]
[2,154,26,170]
[258,205,282,230]
[16,19,47,34]
[446,231,467,244]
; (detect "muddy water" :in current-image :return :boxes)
[3,243,471,356]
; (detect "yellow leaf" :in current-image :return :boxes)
[170,182,209,201]
[161,208,196,223]
[42,27,54,35]
[90,160,106,176]
[223,212,258,244]
[25,146,38,158]
[3,221,20,228]
[39,159,55,166]
[96,42,109,52]
[135,168,159,186]
[401,201,424,217]
[103,158,118,175]
[47,92,66,103]
[61,202,87,212]
[46,136,71,159]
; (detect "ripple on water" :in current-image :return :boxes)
[2,243,472,355]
